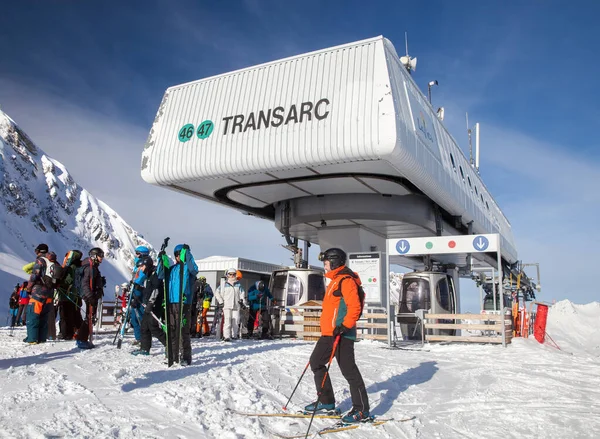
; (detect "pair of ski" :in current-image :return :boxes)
[162,238,190,367]
[230,409,415,438]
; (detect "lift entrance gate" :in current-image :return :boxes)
[386,233,510,347]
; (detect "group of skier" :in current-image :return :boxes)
[5,241,371,423]
[7,243,105,348]
[105,242,275,367]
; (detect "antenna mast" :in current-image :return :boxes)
[400,32,417,74]
[467,113,473,166]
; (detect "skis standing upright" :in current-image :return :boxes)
[154,238,171,364]
[174,247,187,364]
[115,282,134,349]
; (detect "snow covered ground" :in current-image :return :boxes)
[0,300,599,439]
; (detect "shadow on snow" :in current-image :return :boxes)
[338,360,439,416]
[121,340,303,393]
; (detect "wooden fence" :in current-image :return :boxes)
[422,311,513,345]
[284,304,389,341]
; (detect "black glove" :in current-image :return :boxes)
[238,299,246,310]
[182,244,190,251]
[158,250,165,258]
[131,295,142,308]
[101,276,107,288]
[333,325,351,336]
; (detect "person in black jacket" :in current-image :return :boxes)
[132,258,167,356]
[76,248,105,349]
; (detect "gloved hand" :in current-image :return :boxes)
[238,299,246,310]
[158,250,165,258]
[182,244,190,251]
[333,324,351,336]
[101,276,107,288]
[131,295,142,309]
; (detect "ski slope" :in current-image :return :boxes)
[0,300,599,438]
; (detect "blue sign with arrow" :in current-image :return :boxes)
[396,239,411,254]
[472,235,489,251]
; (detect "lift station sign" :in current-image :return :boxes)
[348,252,382,305]
[388,234,499,256]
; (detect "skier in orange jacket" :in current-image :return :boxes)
[305,247,370,424]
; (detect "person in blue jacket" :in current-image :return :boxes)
[157,243,198,365]
[246,280,274,339]
[129,246,151,346]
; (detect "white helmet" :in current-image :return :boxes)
[121,282,128,288]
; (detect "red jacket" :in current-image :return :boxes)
[18,287,30,305]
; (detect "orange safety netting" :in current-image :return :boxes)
[533,304,548,343]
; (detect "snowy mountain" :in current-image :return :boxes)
[0,108,152,314]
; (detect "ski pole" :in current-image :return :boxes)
[282,360,311,411]
[304,335,341,439]
[150,311,167,333]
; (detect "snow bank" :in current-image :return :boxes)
[0,303,599,439]
[546,299,600,356]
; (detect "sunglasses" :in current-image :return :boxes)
[227,272,236,276]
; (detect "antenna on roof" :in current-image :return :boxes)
[466,113,473,166]
[466,113,481,173]
[399,32,417,74]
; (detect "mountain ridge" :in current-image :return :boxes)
[0,107,153,315]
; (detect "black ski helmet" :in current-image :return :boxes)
[89,247,105,259]
[257,281,265,292]
[138,255,154,269]
[35,243,48,254]
[318,248,347,270]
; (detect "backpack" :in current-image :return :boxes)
[62,250,83,268]
[40,252,65,288]
[72,265,86,297]
[334,268,366,318]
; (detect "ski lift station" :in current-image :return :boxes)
[195,255,284,293]
[141,36,538,345]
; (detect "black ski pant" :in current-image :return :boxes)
[309,335,370,413]
[246,309,270,337]
[76,300,96,343]
[59,300,81,340]
[140,309,166,351]
[168,304,191,363]
[16,304,27,325]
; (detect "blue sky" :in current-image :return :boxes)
[1,0,599,310]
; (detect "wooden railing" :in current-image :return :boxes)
[423,311,512,346]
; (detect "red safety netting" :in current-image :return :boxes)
[533,304,548,343]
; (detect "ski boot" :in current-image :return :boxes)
[76,340,94,349]
[131,349,150,356]
[303,402,340,415]
[341,409,372,424]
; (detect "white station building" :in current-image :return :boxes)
[195,255,284,295]
[141,36,527,312]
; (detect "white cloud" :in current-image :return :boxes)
[0,78,294,268]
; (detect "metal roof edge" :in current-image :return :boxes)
[167,35,386,91]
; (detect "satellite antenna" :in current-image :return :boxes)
[399,32,417,74]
